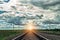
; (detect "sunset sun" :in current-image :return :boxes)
[25,20,35,31]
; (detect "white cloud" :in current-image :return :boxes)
[0,0,18,11]
[0,0,60,29]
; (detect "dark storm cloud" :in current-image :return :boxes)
[36,15,43,19]
[0,10,7,14]
[43,1,60,7]
[0,0,10,4]
[7,16,25,25]
[31,0,60,10]
[4,0,10,3]
[43,20,60,24]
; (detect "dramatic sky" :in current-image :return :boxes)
[0,0,60,30]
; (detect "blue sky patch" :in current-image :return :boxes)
[0,10,6,14]
[4,0,10,3]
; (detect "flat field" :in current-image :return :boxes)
[37,29,60,35]
[0,30,24,40]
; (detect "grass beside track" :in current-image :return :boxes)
[0,30,24,40]
[37,29,60,35]
[0,29,60,40]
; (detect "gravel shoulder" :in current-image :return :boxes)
[37,31,60,40]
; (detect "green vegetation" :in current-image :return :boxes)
[38,29,60,35]
[0,29,60,40]
[0,30,24,40]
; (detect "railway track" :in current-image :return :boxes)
[12,32,48,40]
